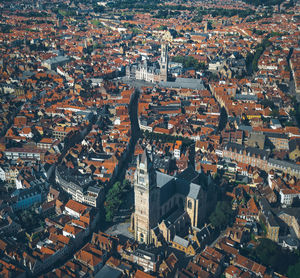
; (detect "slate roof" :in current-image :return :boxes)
[94,265,122,278]
[157,167,208,205]
[268,158,300,172]
[225,142,269,159]
[173,235,189,248]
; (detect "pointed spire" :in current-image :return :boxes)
[140,148,153,172]
[140,148,148,165]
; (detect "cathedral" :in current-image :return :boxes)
[126,43,168,83]
[133,150,215,245]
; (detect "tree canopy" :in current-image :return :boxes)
[105,180,130,222]
[244,238,299,275]
[209,201,233,229]
[172,55,206,71]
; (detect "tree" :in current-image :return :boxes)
[248,238,299,275]
[288,261,300,278]
[105,181,125,222]
[209,201,233,229]
[172,55,206,70]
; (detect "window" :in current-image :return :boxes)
[140,169,145,174]
[188,200,192,209]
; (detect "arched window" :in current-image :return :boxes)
[188,200,192,209]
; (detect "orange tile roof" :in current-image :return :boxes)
[65,200,88,215]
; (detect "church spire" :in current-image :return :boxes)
[160,41,168,82]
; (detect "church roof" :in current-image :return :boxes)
[157,167,205,205]
[156,171,174,188]
[173,235,189,248]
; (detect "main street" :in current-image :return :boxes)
[34,85,141,277]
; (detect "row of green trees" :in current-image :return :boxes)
[246,38,272,74]
[143,130,194,147]
[105,180,130,222]
[242,0,284,6]
[196,8,254,18]
[209,201,234,230]
[172,56,206,71]
[242,238,300,277]
[107,0,161,11]
[107,0,192,12]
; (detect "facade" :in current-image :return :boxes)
[267,158,300,179]
[133,150,212,245]
[55,166,103,207]
[42,55,70,70]
[223,143,268,169]
[280,189,300,206]
[4,148,46,161]
[174,140,182,160]
[0,167,5,181]
[278,210,300,239]
[259,198,279,242]
[64,199,89,219]
[171,235,197,256]
[37,138,56,150]
[132,249,160,273]
[126,43,168,83]
[264,132,289,150]
[289,138,300,161]
[11,187,42,211]
[221,143,300,178]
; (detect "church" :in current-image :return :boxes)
[126,43,168,83]
[132,150,215,245]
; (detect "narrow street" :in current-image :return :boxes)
[34,88,141,277]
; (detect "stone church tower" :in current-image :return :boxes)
[160,42,168,82]
[134,151,160,244]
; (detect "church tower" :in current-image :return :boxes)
[134,150,159,244]
[160,42,168,82]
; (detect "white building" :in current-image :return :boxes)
[280,189,300,206]
[0,167,5,181]
[64,199,89,219]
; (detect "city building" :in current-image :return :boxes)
[55,166,103,207]
[132,150,214,244]
[126,42,168,82]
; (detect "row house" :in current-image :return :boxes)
[0,166,19,183]
[223,143,268,170]
[279,188,300,206]
[55,166,103,208]
[4,148,46,162]
[278,209,300,239]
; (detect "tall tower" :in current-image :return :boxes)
[134,150,159,244]
[160,42,168,82]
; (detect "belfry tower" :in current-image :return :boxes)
[160,42,168,82]
[134,150,160,244]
